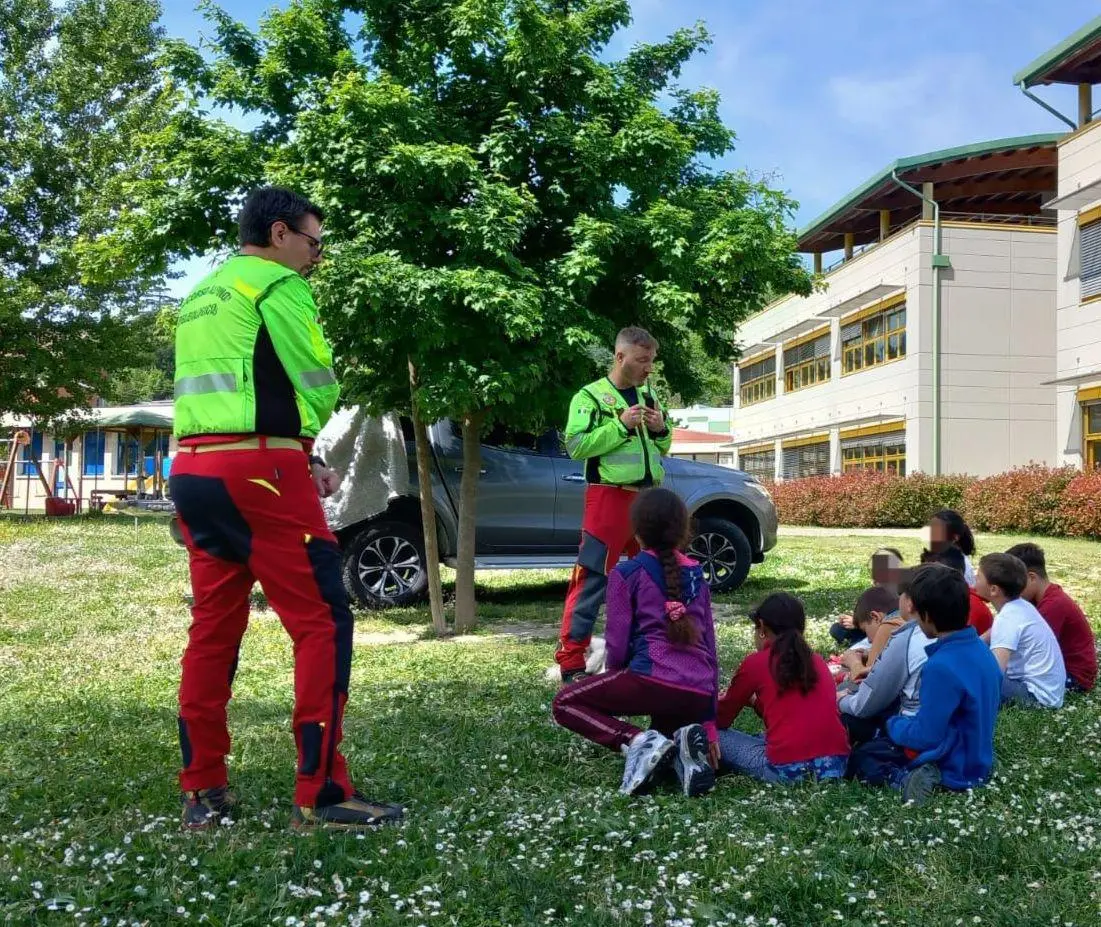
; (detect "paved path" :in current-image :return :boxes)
[780,525,926,539]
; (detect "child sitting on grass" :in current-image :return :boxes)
[830,547,905,648]
[836,586,905,682]
[920,545,992,635]
[929,509,976,586]
[1005,543,1096,693]
[837,570,934,746]
[716,592,849,783]
[978,553,1066,709]
[552,488,719,798]
[848,564,1002,805]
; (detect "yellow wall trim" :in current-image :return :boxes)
[738,441,775,455]
[1078,204,1101,227]
[1057,117,1101,148]
[1077,385,1101,404]
[841,292,907,328]
[781,433,829,450]
[782,325,831,356]
[917,219,1057,236]
[840,420,906,441]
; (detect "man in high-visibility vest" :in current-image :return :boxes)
[170,186,402,831]
[556,327,672,683]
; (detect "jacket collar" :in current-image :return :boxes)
[925,625,979,656]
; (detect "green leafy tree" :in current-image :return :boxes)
[0,0,174,423]
[91,0,813,629]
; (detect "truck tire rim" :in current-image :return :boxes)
[358,537,424,599]
[688,532,738,585]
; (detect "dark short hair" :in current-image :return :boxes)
[1005,542,1047,579]
[920,544,967,576]
[908,563,969,633]
[979,553,1027,599]
[616,326,658,351]
[852,585,899,628]
[238,186,326,248]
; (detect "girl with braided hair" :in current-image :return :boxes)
[552,488,720,798]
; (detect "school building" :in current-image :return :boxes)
[731,14,1101,482]
[731,135,1060,481]
[1015,15,1101,470]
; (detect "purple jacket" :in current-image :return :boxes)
[605,550,720,729]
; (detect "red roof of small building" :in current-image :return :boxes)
[673,427,732,444]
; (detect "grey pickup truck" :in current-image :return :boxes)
[334,418,777,608]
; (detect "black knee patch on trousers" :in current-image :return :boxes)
[577,532,609,574]
[178,716,193,769]
[298,722,323,775]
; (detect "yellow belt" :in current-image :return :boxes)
[184,437,306,454]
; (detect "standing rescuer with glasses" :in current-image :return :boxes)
[169,186,403,831]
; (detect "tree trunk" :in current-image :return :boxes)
[408,360,447,636]
[454,409,484,633]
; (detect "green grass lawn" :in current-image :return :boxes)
[2,518,1100,926]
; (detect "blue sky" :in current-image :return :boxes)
[162,0,1101,295]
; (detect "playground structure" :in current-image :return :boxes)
[0,403,175,515]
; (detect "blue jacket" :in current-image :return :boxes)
[886,627,1001,790]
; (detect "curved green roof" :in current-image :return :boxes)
[798,133,1064,254]
[1014,15,1101,88]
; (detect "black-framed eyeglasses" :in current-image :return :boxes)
[285,223,324,255]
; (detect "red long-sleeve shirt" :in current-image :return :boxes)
[968,589,993,636]
[717,645,850,766]
[1037,583,1097,691]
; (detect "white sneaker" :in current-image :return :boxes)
[619,730,674,795]
[673,724,716,798]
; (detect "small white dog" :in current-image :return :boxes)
[544,636,606,682]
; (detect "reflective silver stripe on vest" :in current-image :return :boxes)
[602,452,643,466]
[300,368,337,389]
[564,434,584,454]
[174,373,238,398]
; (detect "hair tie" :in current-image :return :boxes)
[665,600,687,622]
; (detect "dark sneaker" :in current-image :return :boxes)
[561,669,591,686]
[619,730,675,795]
[181,786,238,830]
[291,791,404,831]
[673,724,716,798]
[901,763,941,806]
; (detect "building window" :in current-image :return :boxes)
[842,432,906,475]
[739,355,776,406]
[739,448,775,481]
[1084,403,1101,470]
[842,303,906,374]
[83,431,105,477]
[782,440,829,479]
[1080,214,1101,303]
[17,431,43,477]
[114,434,142,476]
[783,332,831,392]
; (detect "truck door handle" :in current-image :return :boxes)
[455,466,486,475]
[561,474,586,483]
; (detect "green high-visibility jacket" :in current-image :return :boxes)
[173,255,339,440]
[563,376,672,486]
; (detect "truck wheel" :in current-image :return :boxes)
[342,520,428,609]
[688,517,752,593]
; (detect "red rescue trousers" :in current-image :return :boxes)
[555,484,640,673]
[169,441,354,807]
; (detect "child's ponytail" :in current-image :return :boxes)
[631,488,699,646]
[752,592,817,695]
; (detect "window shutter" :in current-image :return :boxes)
[1082,220,1101,301]
[841,319,862,341]
[814,333,831,357]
